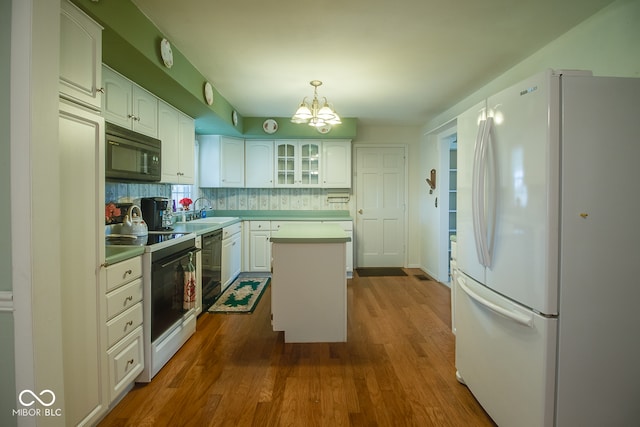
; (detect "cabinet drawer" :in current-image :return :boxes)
[106,278,142,320]
[222,222,242,238]
[106,302,143,348]
[106,257,142,292]
[323,220,353,231]
[107,325,143,403]
[271,221,315,231]
[249,221,271,231]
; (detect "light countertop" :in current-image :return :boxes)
[105,245,145,265]
[270,223,351,243]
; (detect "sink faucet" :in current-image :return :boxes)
[193,197,213,218]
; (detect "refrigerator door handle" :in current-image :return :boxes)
[457,275,534,327]
[480,116,496,267]
[472,119,487,266]
[473,116,495,268]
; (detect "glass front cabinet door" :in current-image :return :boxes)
[275,140,321,187]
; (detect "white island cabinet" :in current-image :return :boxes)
[271,223,351,343]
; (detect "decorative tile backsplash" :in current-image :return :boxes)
[204,188,352,210]
[106,182,352,211]
[105,182,172,204]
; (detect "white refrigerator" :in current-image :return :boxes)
[454,69,640,427]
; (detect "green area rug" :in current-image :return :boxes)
[208,276,270,314]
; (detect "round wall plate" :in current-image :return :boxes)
[232,110,238,126]
[317,124,332,134]
[160,38,173,68]
[204,82,214,105]
[263,119,278,134]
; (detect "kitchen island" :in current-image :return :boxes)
[270,223,351,343]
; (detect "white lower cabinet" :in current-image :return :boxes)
[246,221,274,272]
[105,256,144,403]
[221,223,242,289]
[324,221,354,277]
[247,220,353,277]
[106,325,144,401]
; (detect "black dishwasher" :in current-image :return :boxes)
[201,229,222,312]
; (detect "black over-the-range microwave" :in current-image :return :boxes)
[105,122,161,182]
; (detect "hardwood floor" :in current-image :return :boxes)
[98,269,496,427]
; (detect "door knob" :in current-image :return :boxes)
[358,209,363,214]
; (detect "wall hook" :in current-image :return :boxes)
[426,169,436,194]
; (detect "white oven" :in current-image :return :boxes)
[136,232,198,383]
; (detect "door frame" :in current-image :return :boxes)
[437,128,457,283]
[353,143,409,268]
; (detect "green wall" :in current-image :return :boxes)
[70,0,356,139]
[1,0,17,424]
[423,0,640,132]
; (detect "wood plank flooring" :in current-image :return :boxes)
[98,268,496,427]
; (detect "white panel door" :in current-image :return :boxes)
[355,146,405,267]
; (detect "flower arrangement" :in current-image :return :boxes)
[105,202,122,224]
[179,197,193,210]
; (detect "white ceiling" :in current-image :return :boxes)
[131,0,615,126]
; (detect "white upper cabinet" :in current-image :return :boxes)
[322,139,352,188]
[158,100,195,184]
[245,140,274,187]
[275,140,322,187]
[199,135,245,187]
[178,113,195,183]
[102,66,158,137]
[59,0,103,111]
[197,137,350,189]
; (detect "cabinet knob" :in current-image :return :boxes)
[358,209,363,214]
[96,87,105,94]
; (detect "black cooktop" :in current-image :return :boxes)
[145,232,189,245]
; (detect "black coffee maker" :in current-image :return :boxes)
[141,197,171,231]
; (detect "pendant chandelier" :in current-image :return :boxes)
[291,80,342,128]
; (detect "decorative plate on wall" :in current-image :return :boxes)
[263,119,278,134]
[232,110,238,126]
[160,38,173,68]
[317,124,332,134]
[204,82,214,105]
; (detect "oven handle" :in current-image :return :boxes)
[159,248,201,269]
